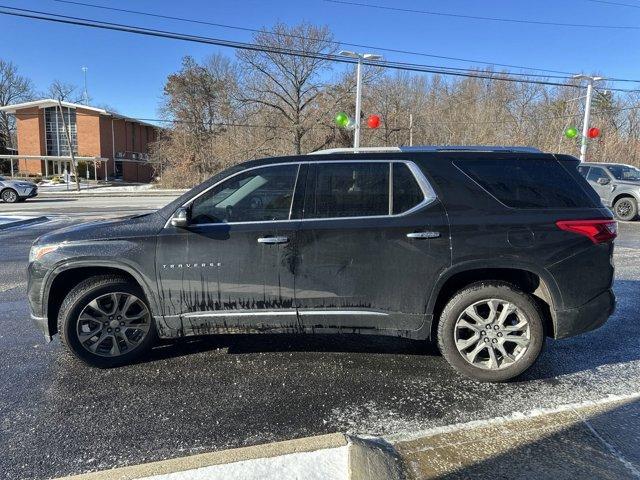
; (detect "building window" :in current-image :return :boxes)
[44,106,77,156]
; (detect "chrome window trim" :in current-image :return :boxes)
[164,159,438,228]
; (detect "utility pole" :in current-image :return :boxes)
[409,114,414,147]
[57,100,80,192]
[338,50,383,150]
[574,74,604,162]
[81,66,89,105]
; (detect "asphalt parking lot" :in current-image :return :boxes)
[1,198,639,480]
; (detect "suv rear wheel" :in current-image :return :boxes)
[437,281,544,382]
[58,275,157,367]
[613,196,638,221]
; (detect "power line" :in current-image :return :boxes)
[2,5,640,93]
[0,6,589,89]
[585,0,640,8]
[324,0,640,30]
[52,0,600,80]
[9,105,640,128]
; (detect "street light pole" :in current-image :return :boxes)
[354,56,363,149]
[574,74,603,162]
[338,50,382,150]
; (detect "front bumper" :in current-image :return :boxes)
[30,314,51,342]
[16,185,38,199]
[553,289,615,339]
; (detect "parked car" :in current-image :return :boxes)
[0,176,38,203]
[577,162,640,221]
[27,146,616,382]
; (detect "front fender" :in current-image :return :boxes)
[40,239,159,318]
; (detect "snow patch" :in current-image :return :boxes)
[140,446,349,480]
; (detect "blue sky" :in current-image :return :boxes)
[1,0,638,121]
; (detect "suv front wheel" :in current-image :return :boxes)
[437,281,545,382]
[613,196,638,222]
[58,275,157,367]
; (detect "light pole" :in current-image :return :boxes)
[573,74,604,162]
[339,50,383,149]
[81,66,89,105]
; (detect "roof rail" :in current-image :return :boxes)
[400,145,542,153]
[309,147,401,155]
[309,145,542,155]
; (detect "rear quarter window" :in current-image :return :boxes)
[454,156,599,209]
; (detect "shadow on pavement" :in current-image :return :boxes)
[396,398,640,479]
[143,332,437,364]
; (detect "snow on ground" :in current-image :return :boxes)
[143,446,349,480]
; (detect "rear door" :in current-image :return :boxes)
[293,159,450,333]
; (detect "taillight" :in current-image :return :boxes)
[556,219,617,244]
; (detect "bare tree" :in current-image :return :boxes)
[237,23,337,154]
[47,79,83,102]
[0,59,35,151]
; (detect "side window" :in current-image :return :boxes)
[393,163,425,214]
[308,163,389,218]
[190,164,298,224]
[586,167,607,183]
[577,166,589,178]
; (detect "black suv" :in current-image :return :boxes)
[27,146,616,382]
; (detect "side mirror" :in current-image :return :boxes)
[597,177,610,185]
[170,207,190,228]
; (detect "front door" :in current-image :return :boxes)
[585,166,614,205]
[294,160,450,333]
[156,163,302,336]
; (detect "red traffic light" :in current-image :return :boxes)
[587,127,600,139]
[367,114,381,129]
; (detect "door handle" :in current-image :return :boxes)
[257,236,289,245]
[406,231,440,239]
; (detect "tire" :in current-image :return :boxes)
[437,281,545,382]
[613,196,638,221]
[58,275,157,367]
[1,188,18,203]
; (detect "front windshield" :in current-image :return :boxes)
[607,165,640,181]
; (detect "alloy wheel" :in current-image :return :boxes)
[76,292,151,357]
[2,189,17,203]
[454,298,531,370]
[616,199,633,219]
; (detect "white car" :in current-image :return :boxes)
[0,176,38,203]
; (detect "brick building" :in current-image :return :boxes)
[0,99,159,183]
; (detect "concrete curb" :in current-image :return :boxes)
[0,216,48,230]
[53,433,402,480]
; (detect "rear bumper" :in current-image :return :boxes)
[553,289,615,339]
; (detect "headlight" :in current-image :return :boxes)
[29,244,60,262]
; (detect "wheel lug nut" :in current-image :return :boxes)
[493,325,499,330]
[109,316,113,320]
[107,328,112,332]
[120,322,125,326]
[117,316,122,320]
[492,338,498,343]
[115,328,120,332]
[103,322,109,327]
[484,338,490,343]
[486,325,492,329]
[497,332,503,337]
[480,331,486,336]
